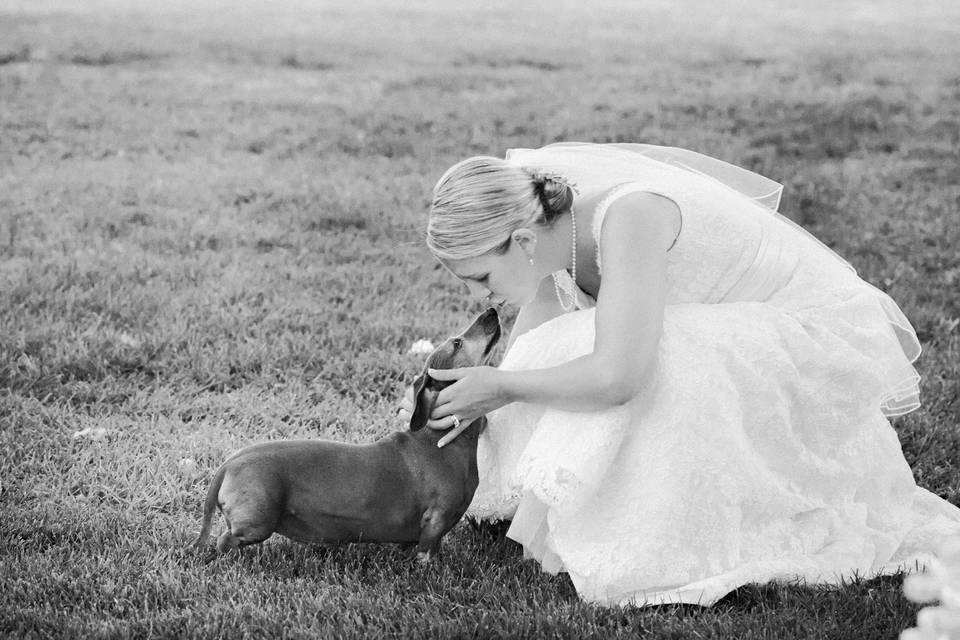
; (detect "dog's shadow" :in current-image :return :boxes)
[182,517,579,595]
[185,517,516,561]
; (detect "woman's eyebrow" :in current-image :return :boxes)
[460,272,488,282]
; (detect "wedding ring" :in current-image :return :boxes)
[451,414,461,429]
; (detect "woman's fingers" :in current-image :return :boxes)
[433,374,467,408]
[427,367,465,381]
[437,417,472,448]
[425,413,458,430]
[396,385,415,424]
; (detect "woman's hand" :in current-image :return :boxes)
[429,366,510,446]
[395,380,477,436]
[396,385,415,426]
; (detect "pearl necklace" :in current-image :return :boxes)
[552,207,578,312]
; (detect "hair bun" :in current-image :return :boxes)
[526,169,577,220]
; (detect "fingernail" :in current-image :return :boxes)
[437,438,447,448]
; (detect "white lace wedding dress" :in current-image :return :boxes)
[466,143,960,606]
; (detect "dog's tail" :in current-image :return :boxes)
[193,463,228,553]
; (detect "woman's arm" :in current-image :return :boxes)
[431,191,679,419]
[501,191,677,408]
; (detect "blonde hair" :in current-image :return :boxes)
[427,156,575,260]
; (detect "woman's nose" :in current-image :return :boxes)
[465,281,490,299]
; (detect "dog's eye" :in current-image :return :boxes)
[452,338,463,349]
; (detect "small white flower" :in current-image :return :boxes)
[408,339,435,355]
[177,458,197,474]
[902,539,960,640]
[72,427,109,441]
[916,605,960,635]
[118,332,140,348]
[904,571,946,604]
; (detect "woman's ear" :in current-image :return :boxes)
[511,228,537,261]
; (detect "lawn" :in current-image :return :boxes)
[1,0,959,637]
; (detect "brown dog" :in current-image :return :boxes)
[193,308,501,562]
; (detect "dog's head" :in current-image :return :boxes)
[409,308,501,432]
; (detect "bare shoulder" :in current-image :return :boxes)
[600,190,681,252]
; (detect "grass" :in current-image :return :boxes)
[1,0,959,637]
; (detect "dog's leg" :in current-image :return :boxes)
[206,469,283,557]
[416,507,453,563]
[211,494,277,559]
[214,520,274,556]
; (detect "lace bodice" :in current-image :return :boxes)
[514,143,886,305]
[514,143,919,406]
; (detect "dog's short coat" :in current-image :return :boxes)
[193,308,501,561]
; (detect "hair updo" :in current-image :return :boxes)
[427,155,576,261]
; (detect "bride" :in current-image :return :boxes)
[399,142,960,606]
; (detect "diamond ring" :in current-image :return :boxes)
[451,415,461,430]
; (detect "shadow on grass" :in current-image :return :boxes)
[58,49,166,66]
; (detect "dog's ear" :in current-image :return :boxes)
[409,372,438,432]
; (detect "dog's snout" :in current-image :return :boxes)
[421,310,502,374]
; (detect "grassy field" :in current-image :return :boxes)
[2,0,959,637]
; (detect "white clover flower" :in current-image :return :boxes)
[72,427,109,441]
[902,539,960,640]
[118,332,141,348]
[408,339,435,355]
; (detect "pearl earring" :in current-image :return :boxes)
[528,257,534,265]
